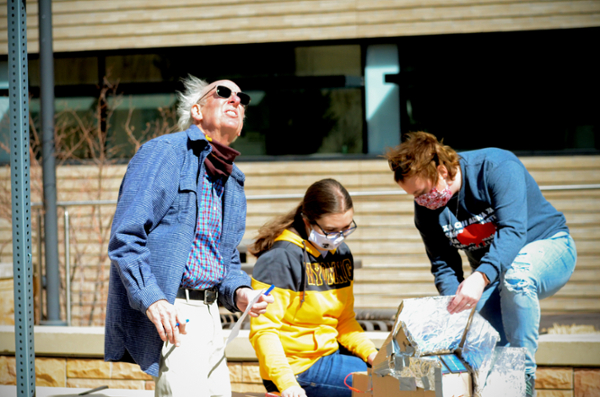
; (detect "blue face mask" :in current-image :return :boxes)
[308,228,345,250]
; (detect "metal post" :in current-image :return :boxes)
[37,210,44,322]
[8,0,37,395]
[64,208,71,326]
[38,0,64,326]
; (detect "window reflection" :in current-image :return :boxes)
[233,87,362,157]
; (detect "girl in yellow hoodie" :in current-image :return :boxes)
[249,179,378,397]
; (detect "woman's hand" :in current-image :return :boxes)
[281,385,307,397]
[367,352,377,366]
[447,272,488,314]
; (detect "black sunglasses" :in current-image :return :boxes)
[199,85,251,106]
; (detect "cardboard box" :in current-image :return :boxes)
[438,354,472,397]
[440,373,471,397]
[352,371,373,397]
[365,297,502,397]
[358,354,472,397]
[372,371,435,396]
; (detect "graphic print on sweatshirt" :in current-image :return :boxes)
[305,258,353,291]
[442,207,497,251]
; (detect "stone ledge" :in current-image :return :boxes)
[0,326,104,357]
[536,333,600,366]
[1,326,599,367]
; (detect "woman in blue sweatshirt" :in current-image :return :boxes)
[385,131,576,397]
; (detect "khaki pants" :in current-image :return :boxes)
[153,296,231,397]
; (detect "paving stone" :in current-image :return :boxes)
[538,391,573,397]
[574,369,600,397]
[35,358,66,387]
[67,358,111,378]
[67,378,146,390]
[537,367,573,389]
[111,362,152,380]
[228,362,243,383]
[242,362,263,384]
[231,382,267,393]
[0,356,16,385]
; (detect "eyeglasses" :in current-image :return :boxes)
[199,85,251,106]
[313,219,357,239]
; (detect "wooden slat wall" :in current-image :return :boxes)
[0,155,598,325]
[239,156,600,312]
[1,0,599,54]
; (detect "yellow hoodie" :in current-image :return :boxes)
[249,229,377,392]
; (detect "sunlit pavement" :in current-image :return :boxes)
[0,386,266,396]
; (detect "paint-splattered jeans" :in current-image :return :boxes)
[476,231,577,377]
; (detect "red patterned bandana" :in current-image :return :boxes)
[415,184,453,210]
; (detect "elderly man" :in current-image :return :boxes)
[105,76,273,396]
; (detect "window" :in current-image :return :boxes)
[233,86,363,157]
[394,27,599,153]
[19,43,365,162]
[9,27,596,165]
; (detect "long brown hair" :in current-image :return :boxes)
[385,131,460,184]
[249,178,353,257]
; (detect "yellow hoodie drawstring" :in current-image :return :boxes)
[300,241,310,308]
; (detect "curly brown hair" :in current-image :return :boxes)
[384,131,460,184]
[248,179,353,258]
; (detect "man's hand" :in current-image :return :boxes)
[145,299,187,346]
[447,272,489,314]
[281,385,307,397]
[235,287,274,317]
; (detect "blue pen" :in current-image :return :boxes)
[176,319,189,327]
[264,285,275,295]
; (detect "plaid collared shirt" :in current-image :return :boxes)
[181,172,225,289]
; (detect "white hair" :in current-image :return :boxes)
[176,75,210,131]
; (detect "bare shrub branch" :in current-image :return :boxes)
[0,77,177,325]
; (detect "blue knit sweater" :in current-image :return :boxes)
[414,148,568,295]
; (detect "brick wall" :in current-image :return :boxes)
[0,356,266,394]
[0,356,153,390]
[536,367,600,397]
[1,355,599,396]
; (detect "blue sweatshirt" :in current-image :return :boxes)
[414,148,569,295]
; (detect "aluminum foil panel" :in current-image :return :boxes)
[398,296,468,356]
[396,296,500,396]
[481,347,527,397]
[397,356,440,391]
[461,312,502,396]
